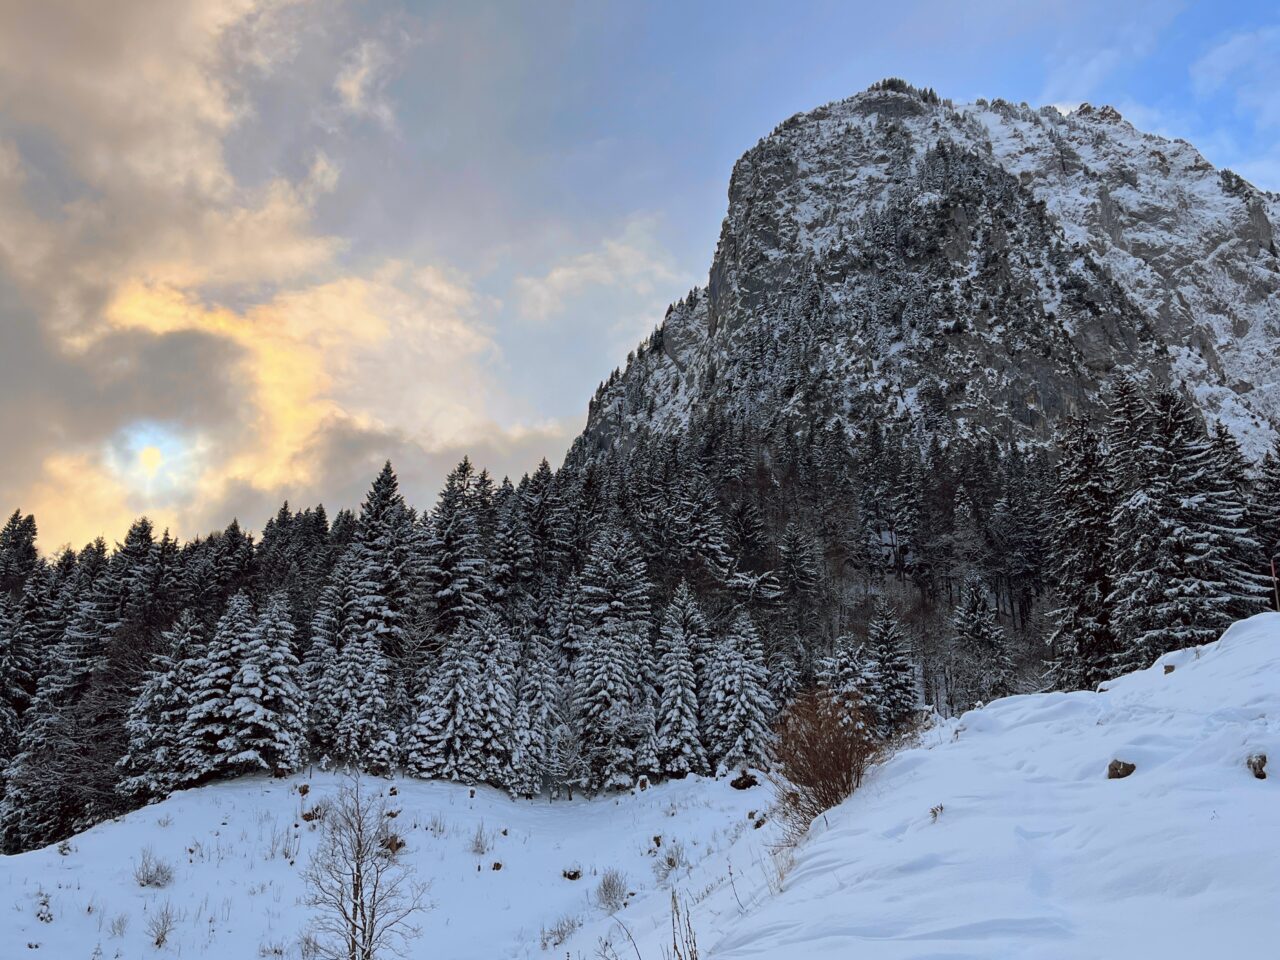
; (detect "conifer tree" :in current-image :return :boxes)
[423,458,489,635]
[508,632,557,798]
[654,596,706,777]
[116,612,206,801]
[949,581,1013,711]
[818,630,882,736]
[222,592,305,777]
[405,621,482,782]
[181,591,255,782]
[704,612,775,774]
[470,609,517,786]
[865,599,917,729]
[1047,419,1116,690]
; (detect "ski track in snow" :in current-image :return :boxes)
[3,613,1279,959]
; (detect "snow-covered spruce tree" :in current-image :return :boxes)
[865,599,917,730]
[1253,439,1280,606]
[354,462,418,704]
[180,591,255,783]
[633,695,661,783]
[508,631,557,797]
[1195,420,1271,623]
[116,612,206,801]
[670,467,734,586]
[948,580,1013,712]
[704,611,775,775]
[330,630,399,775]
[221,591,305,777]
[404,619,483,783]
[576,622,640,791]
[1111,390,1269,671]
[654,599,706,777]
[423,457,489,636]
[818,631,882,737]
[778,520,821,630]
[470,609,518,787]
[305,547,398,771]
[545,692,589,801]
[0,590,37,764]
[575,526,651,791]
[490,479,536,607]
[0,508,38,600]
[0,539,120,850]
[1047,419,1117,691]
[660,581,713,708]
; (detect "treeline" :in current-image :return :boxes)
[0,374,1277,852]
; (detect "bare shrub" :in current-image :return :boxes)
[109,913,130,938]
[134,847,175,888]
[652,840,688,885]
[539,912,581,949]
[301,799,330,824]
[146,901,176,947]
[303,774,428,960]
[768,690,876,847]
[425,812,449,837]
[593,868,629,913]
[468,822,492,856]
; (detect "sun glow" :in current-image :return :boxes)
[138,445,165,478]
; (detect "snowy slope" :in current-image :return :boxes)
[0,773,777,959]
[604,612,1280,960]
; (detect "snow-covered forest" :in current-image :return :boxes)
[1,369,1277,854]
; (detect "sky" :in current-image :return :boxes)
[1,0,1278,551]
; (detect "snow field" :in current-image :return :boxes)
[609,612,1280,959]
[0,773,777,959]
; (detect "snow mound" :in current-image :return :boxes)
[611,612,1280,959]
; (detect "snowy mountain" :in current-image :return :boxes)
[576,80,1280,460]
[5,612,1276,958]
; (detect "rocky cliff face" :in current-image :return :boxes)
[575,81,1280,461]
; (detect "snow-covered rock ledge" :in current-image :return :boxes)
[606,612,1280,960]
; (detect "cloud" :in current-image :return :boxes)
[0,0,566,550]
[1191,26,1280,129]
[514,216,685,322]
[335,39,398,129]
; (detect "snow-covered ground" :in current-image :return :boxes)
[0,768,776,959]
[4,614,1278,959]
[612,612,1280,960]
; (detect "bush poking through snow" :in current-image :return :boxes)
[768,690,876,846]
[539,912,581,949]
[302,774,428,960]
[134,847,175,888]
[146,901,176,947]
[593,868,629,913]
[109,913,129,938]
[930,804,945,823]
[469,822,492,856]
[653,839,689,884]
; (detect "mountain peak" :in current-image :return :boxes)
[576,84,1280,461]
